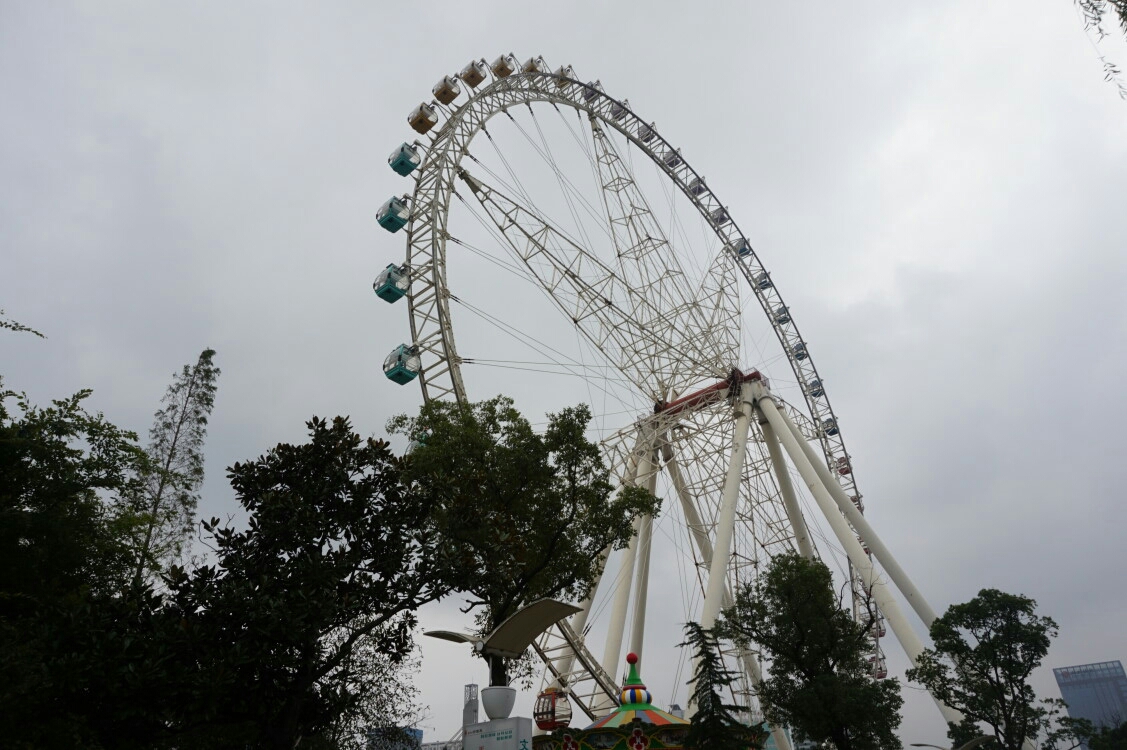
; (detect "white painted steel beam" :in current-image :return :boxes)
[758,413,815,559]
[699,382,755,629]
[663,439,793,750]
[753,387,963,727]
[772,404,940,626]
[629,445,658,663]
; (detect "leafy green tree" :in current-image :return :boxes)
[0,379,157,748]
[127,348,220,584]
[721,553,903,750]
[682,621,767,750]
[906,589,1059,750]
[390,396,659,686]
[162,415,450,749]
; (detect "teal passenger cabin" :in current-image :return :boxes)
[388,142,421,176]
[374,264,410,302]
[377,196,410,233]
[383,344,421,385]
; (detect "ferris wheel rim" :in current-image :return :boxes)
[402,66,856,490]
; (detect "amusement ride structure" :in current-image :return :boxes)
[374,55,961,750]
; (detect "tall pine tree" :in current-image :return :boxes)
[129,349,220,584]
[682,621,767,750]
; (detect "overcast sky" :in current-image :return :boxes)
[3,1,1126,745]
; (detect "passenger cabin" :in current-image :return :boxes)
[388,142,421,176]
[581,81,602,102]
[636,122,656,142]
[383,344,421,384]
[821,417,839,436]
[773,305,791,325]
[836,455,852,475]
[408,103,438,134]
[687,177,707,195]
[850,494,864,512]
[609,99,628,120]
[373,264,410,302]
[791,342,808,360]
[432,75,461,105]
[460,60,487,88]
[554,65,575,87]
[490,54,516,78]
[727,239,752,258]
[807,378,824,398]
[753,271,772,289]
[533,688,572,731]
[710,207,730,225]
[522,56,548,74]
[662,150,682,168]
[377,196,410,233]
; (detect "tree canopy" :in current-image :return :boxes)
[721,553,903,750]
[125,348,220,585]
[907,588,1060,750]
[390,396,659,685]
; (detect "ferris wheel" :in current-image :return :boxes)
[374,54,960,747]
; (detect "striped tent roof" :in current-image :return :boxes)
[584,652,690,730]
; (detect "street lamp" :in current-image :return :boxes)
[911,737,995,750]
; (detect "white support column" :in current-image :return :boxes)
[758,412,815,559]
[699,382,755,630]
[754,389,964,728]
[665,440,793,750]
[553,437,645,694]
[629,445,658,663]
[772,403,940,626]
[598,517,640,707]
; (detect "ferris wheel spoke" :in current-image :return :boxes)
[587,119,740,396]
[456,166,724,400]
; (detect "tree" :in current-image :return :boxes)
[1074,0,1127,99]
[390,396,659,686]
[1076,0,1127,41]
[906,589,1059,750]
[126,348,220,585]
[0,308,45,338]
[721,553,903,750]
[161,415,450,749]
[682,621,767,750]
[0,379,157,748]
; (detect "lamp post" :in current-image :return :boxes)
[911,737,995,750]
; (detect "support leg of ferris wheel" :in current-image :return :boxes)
[666,405,793,750]
[629,444,659,664]
[771,403,940,626]
[595,429,657,710]
[758,412,816,559]
[699,381,755,630]
[753,387,964,727]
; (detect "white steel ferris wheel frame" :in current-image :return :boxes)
[394,56,962,741]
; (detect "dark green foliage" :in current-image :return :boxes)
[390,396,659,685]
[161,415,444,748]
[682,622,767,750]
[1086,717,1127,744]
[0,308,46,338]
[0,393,431,749]
[0,379,158,747]
[126,348,220,584]
[1076,0,1127,39]
[906,589,1059,750]
[721,554,903,750]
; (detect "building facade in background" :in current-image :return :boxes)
[1054,660,1127,728]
